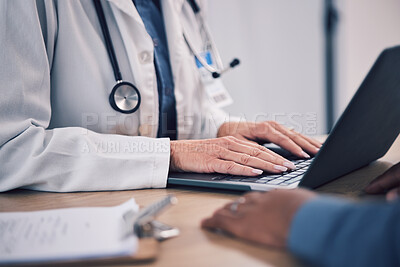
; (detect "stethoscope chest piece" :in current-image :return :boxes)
[109,81,141,114]
[94,0,141,114]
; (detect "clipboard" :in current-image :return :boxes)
[17,237,159,266]
[1,196,178,266]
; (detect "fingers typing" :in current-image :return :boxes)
[221,138,296,171]
[271,122,320,155]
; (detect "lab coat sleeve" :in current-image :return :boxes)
[0,0,170,192]
[288,197,400,267]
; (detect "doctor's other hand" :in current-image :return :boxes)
[217,121,322,158]
[169,137,298,176]
[201,189,317,248]
[365,162,400,201]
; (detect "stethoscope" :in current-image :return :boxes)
[93,0,240,114]
[94,0,141,114]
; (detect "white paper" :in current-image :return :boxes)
[0,198,139,264]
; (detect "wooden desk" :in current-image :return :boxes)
[1,135,399,267]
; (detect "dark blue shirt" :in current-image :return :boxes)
[289,197,400,267]
[133,0,177,140]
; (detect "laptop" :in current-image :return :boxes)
[168,46,400,191]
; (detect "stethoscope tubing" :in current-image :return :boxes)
[93,0,141,114]
[93,0,123,82]
[181,6,239,78]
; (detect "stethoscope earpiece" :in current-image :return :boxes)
[209,58,241,79]
[212,72,220,79]
[230,58,240,68]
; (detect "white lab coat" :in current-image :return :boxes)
[0,0,230,192]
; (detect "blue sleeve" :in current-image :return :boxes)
[288,197,400,267]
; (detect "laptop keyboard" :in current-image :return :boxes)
[214,158,314,186]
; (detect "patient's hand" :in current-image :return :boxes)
[217,121,322,158]
[365,162,400,201]
[169,137,297,176]
[201,189,316,248]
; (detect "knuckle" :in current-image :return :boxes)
[258,145,270,152]
[240,154,251,164]
[239,165,248,174]
[226,161,237,172]
[254,122,266,133]
[291,133,302,141]
[208,144,218,154]
[266,120,279,129]
[217,148,228,158]
[276,134,290,143]
[220,136,235,146]
[225,136,235,141]
[220,136,230,141]
[228,136,240,143]
[208,159,221,173]
[251,148,262,157]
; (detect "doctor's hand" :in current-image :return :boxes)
[217,121,322,158]
[365,162,400,201]
[201,189,317,248]
[169,137,298,176]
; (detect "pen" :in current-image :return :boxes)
[134,195,178,229]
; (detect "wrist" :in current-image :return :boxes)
[217,122,242,138]
[169,141,178,172]
[217,122,229,138]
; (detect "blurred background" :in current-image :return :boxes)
[206,0,400,135]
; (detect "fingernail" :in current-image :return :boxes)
[312,148,320,155]
[284,161,296,170]
[386,191,398,201]
[274,165,288,172]
[301,151,311,159]
[252,169,263,175]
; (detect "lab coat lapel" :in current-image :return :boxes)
[107,0,144,25]
[108,0,159,137]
